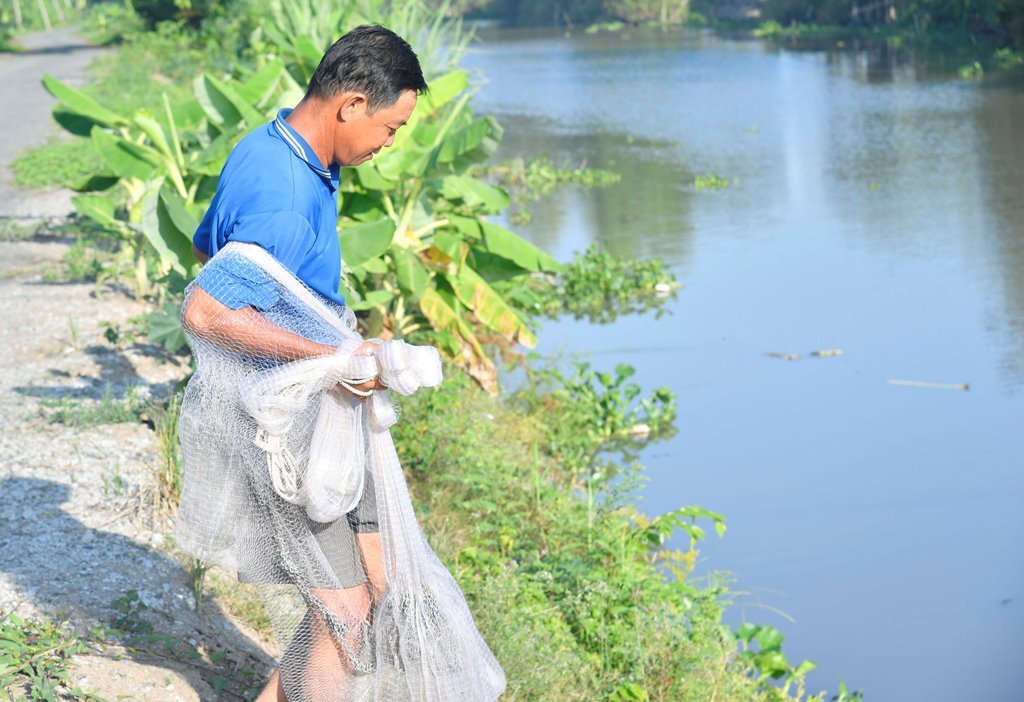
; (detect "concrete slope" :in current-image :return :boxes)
[0,26,108,219]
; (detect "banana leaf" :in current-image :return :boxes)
[42,74,127,131]
[448,265,536,348]
[479,221,561,272]
[91,127,161,181]
[340,219,395,269]
[441,175,509,212]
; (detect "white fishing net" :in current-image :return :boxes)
[174,242,505,701]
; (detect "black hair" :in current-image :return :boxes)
[306,25,428,113]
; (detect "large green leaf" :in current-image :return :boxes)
[194,74,264,129]
[436,116,501,164]
[71,194,119,229]
[375,143,431,180]
[470,250,532,283]
[169,99,206,130]
[355,163,397,191]
[340,219,395,269]
[448,215,482,240]
[418,70,468,116]
[392,247,430,296]
[479,221,561,272]
[449,265,536,348]
[160,187,199,248]
[192,130,237,176]
[133,112,187,195]
[70,174,119,193]
[42,74,127,128]
[236,60,286,106]
[149,302,187,353]
[341,192,387,222]
[139,183,197,275]
[91,127,160,180]
[348,288,395,311]
[441,175,509,212]
[53,109,102,137]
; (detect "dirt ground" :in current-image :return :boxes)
[0,29,275,701]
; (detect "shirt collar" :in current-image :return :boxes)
[273,108,340,191]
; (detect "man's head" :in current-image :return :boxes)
[305,25,427,167]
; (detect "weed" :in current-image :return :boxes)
[12,139,106,191]
[189,559,211,613]
[42,384,147,427]
[694,173,733,190]
[524,244,680,322]
[154,391,183,513]
[205,569,274,640]
[994,47,1024,70]
[959,60,984,79]
[102,462,130,498]
[392,367,822,701]
[482,155,621,204]
[585,20,626,33]
[68,317,80,349]
[0,218,41,241]
[108,590,153,636]
[0,611,105,701]
[41,239,114,285]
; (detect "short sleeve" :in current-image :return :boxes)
[193,255,279,311]
[192,210,317,311]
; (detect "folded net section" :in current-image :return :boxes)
[175,243,505,701]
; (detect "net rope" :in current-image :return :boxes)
[175,242,505,701]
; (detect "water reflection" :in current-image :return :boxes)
[490,112,695,262]
[974,86,1024,388]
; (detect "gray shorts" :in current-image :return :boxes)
[237,468,379,590]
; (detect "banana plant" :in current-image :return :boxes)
[261,1,560,391]
[330,68,563,391]
[43,0,563,389]
[41,62,289,299]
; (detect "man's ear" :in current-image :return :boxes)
[336,92,368,123]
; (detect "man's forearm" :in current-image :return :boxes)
[182,285,336,361]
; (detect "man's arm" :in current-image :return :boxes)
[183,287,385,395]
[182,286,336,361]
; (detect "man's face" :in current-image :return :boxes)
[333,89,418,167]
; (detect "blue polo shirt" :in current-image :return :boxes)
[193,109,344,309]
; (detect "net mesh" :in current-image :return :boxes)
[175,242,505,701]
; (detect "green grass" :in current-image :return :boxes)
[12,138,106,190]
[391,369,826,701]
[0,218,42,241]
[0,611,105,700]
[41,384,148,427]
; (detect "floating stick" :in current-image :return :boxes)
[887,379,970,391]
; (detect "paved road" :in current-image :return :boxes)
[0,26,108,219]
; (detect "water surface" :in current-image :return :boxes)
[465,27,1024,701]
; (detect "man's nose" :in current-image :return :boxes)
[383,134,396,149]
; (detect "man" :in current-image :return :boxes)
[182,25,427,702]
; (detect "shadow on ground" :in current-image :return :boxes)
[0,476,275,700]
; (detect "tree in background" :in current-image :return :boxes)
[605,0,690,23]
[755,0,1024,45]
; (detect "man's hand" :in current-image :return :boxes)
[337,340,385,400]
[338,376,387,400]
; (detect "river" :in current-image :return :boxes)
[463,26,1024,702]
